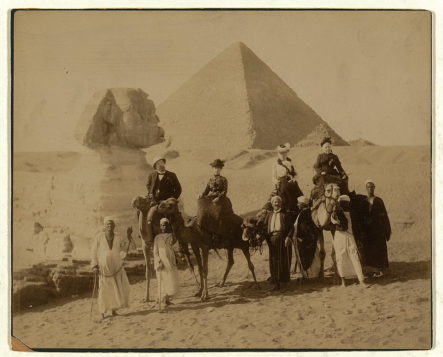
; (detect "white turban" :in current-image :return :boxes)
[338,195,350,202]
[270,195,283,205]
[365,179,375,186]
[160,218,170,225]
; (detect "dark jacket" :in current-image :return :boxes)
[333,209,349,232]
[314,153,346,177]
[202,175,228,198]
[146,170,182,202]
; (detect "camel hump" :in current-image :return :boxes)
[196,197,236,237]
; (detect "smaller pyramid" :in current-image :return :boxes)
[349,138,377,146]
[295,123,347,147]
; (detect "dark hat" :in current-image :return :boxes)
[320,137,332,147]
[210,159,225,168]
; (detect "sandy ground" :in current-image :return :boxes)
[12,245,431,350]
[12,145,432,350]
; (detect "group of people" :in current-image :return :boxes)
[90,136,391,317]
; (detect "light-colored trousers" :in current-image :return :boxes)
[333,230,364,282]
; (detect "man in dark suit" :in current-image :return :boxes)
[146,156,182,205]
[262,195,294,290]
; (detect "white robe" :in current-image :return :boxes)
[90,233,130,314]
[333,212,364,281]
[153,233,180,298]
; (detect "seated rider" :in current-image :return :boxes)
[198,159,234,246]
[312,137,349,196]
[262,143,303,218]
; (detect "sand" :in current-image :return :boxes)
[12,247,431,350]
[11,145,431,349]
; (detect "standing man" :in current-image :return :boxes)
[263,196,294,291]
[331,195,368,288]
[91,217,131,319]
[361,179,391,278]
[146,156,182,204]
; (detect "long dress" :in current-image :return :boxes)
[198,175,234,240]
[153,232,180,298]
[361,196,391,270]
[90,233,130,314]
[332,210,365,281]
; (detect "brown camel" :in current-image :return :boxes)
[132,196,257,301]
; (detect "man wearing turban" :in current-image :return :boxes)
[90,217,130,319]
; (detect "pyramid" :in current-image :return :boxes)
[157,42,347,157]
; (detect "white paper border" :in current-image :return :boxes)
[1,1,441,356]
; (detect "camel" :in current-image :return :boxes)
[132,196,257,301]
[310,182,341,230]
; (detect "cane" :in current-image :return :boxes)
[90,270,98,320]
[157,268,163,312]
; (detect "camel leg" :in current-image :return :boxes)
[217,248,234,287]
[200,248,210,301]
[192,244,203,297]
[141,242,152,302]
[241,245,258,286]
[318,230,325,279]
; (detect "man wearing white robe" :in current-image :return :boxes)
[91,217,130,318]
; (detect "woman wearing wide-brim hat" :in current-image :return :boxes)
[197,159,234,247]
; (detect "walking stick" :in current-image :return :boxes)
[157,268,163,312]
[90,270,98,320]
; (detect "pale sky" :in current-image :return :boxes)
[13,10,431,151]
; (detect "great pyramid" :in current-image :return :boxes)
[157,42,347,157]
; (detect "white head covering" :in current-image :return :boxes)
[365,178,375,186]
[338,195,350,202]
[160,217,170,225]
[297,196,309,205]
[103,216,116,225]
[276,143,290,153]
[270,195,283,205]
[152,156,166,168]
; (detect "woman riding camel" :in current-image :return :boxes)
[198,159,234,247]
[312,137,349,196]
[265,143,303,216]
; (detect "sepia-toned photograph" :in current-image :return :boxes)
[10,9,432,351]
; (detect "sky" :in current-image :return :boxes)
[13,10,431,151]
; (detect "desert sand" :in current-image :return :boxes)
[12,144,431,350]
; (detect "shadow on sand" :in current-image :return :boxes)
[127,260,431,316]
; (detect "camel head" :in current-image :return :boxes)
[131,195,150,212]
[160,198,180,215]
[311,183,341,230]
[241,217,266,247]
